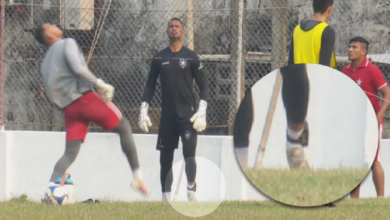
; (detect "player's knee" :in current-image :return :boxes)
[183,145,196,159]
[66,152,78,163]
[112,118,131,134]
[64,140,81,161]
[159,151,174,168]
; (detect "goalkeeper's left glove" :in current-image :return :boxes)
[95,79,115,102]
[190,100,207,132]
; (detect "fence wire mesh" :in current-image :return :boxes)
[1,0,390,135]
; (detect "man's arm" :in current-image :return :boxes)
[189,55,209,132]
[138,57,159,133]
[378,85,390,115]
[373,66,390,122]
[319,26,336,67]
[141,57,160,103]
[64,38,98,84]
[191,56,209,102]
[287,37,294,66]
[64,38,114,102]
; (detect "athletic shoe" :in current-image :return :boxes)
[286,121,310,169]
[286,146,310,169]
[187,182,197,201]
[131,178,150,196]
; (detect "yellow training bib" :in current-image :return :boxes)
[292,22,336,68]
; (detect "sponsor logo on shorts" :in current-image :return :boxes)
[184,130,191,140]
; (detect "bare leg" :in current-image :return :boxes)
[350,184,360,198]
[372,161,385,197]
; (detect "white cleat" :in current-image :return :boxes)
[187,182,197,202]
[286,146,310,170]
[286,121,310,170]
[162,192,171,202]
[131,178,150,197]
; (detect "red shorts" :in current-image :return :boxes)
[64,91,122,142]
[374,121,384,162]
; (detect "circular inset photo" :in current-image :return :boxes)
[233,63,380,207]
[163,156,226,217]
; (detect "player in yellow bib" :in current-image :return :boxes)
[283,0,336,170]
[288,1,336,67]
[283,0,337,207]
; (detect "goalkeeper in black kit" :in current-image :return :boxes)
[138,17,209,202]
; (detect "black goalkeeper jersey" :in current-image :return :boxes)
[142,46,209,118]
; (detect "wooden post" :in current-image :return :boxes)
[228,0,247,135]
[271,0,288,70]
[188,0,194,50]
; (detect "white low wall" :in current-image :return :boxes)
[0,131,389,203]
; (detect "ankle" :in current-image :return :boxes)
[133,168,143,180]
[287,127,303,140]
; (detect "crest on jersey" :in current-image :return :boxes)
[179,58,187,69]
[356,78,362,86]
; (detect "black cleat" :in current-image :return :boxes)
[323,202,336,208]
[82,199,94,204]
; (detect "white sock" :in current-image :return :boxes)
[286,142,303,151]
[133,168,143,180]
[234,148,248,170]
[162,192,171,201]
[287,127,303,140]
[48,182,57,187]
[187,183,195,189]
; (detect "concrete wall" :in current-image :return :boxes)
[0,131,389,203]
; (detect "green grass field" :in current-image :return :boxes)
[244,168,370,207]
[1,195,390,220]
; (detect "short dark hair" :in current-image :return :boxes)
[349,36,369,54]
[34,24,46,45]
[167,17,184,28]
[313,0,334,14]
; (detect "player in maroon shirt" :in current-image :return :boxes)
[341,37,390,198]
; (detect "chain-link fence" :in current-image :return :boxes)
[1,0,390,136]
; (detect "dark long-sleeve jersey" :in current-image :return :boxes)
[142,46,209,118]
[288,20,336,67]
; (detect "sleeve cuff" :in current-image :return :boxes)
[378,83,387,90]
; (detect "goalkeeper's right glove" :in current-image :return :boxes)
[95,79,115,102]
[138,102,153,133]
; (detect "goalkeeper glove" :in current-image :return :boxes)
[190,100,207,132]
[138,102,153,133]
[95,79,115,102]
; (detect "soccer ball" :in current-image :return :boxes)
[43,174,76,205]
[55,175,76,204]
[44,185,69,205]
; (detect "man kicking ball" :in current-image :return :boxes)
[34,23,150,203]
[138,17,209,202]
